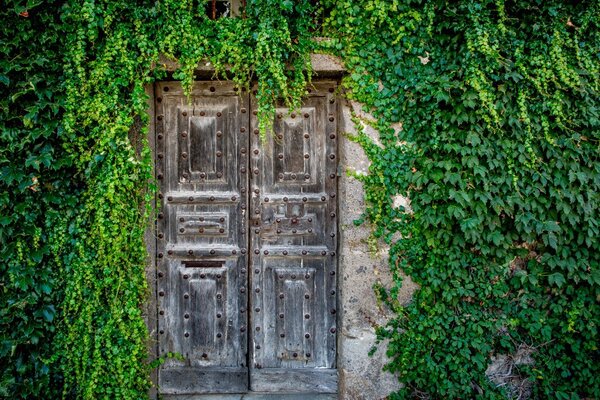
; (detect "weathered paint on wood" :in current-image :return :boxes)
[145,83,159,400]
[154,81,338,395]
[160,368,249,394]
[162,393,337,400]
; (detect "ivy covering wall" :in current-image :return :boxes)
[1,0,598,399]
[322,0,599,398]
[1,2,72,398]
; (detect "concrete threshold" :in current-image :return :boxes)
[162,393,337,400]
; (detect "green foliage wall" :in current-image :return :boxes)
[1,0,598,399]
[323,0,599,398]
[1,2,72,397]
[2,0,315,398]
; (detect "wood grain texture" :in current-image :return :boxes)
[249,82,338,379]
[250,369,338,393]
[162,393,337,400]
[145,83,159,399]
[160,368,248,394]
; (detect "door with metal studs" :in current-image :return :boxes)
[154,81,338,395]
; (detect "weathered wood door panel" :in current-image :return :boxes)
[154,81,337,395]
[249,85,338,392]
[155,82,249,394]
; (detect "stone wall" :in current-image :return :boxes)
[337,100,417,400]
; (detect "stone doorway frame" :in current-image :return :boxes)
[144,54,407,399]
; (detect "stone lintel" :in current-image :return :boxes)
[156,53,345,78]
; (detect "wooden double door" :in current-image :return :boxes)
[154,81,338,395]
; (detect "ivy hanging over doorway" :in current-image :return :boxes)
[3,0,316,398]
[1,0,598,399]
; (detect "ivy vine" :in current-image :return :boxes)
[3,0,314,398]
[323,0,599,398]
[1,0,598,399]
[1,2,71,398]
